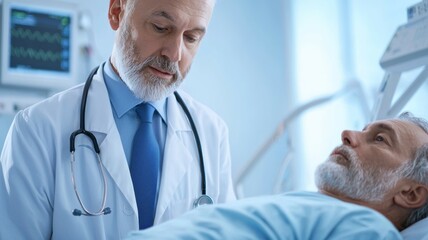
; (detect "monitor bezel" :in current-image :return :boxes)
[0,0,79,90]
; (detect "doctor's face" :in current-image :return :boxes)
[315,119,428,202]
[108,0,214,101]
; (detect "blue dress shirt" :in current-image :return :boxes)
[102,61,167,167]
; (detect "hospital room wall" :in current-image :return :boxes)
[293,0,428,191]
[2,0,427,197]
[182,0,295,197]
[0,0,294,197]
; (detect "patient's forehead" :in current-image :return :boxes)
[368,119,428,147]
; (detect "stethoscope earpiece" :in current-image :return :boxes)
[72,207,111,217]
[72,209,82,216]
[103,207,112,215]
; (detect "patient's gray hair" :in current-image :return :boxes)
[396,112,428,228]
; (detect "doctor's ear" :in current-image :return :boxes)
[394,183,428,209]
[108,0,124,30]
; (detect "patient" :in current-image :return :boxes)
[126,112,428,239]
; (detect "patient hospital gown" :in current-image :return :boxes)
[126,191,402,240]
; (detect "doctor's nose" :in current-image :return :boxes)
[341,130,359,147]
[161,36,183,62]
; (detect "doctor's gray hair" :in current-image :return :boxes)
[123,0,217,11]
[396,112,428,228]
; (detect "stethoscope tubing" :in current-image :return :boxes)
[69,65,211,216]
[173,91,207,195]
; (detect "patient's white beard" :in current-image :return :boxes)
[112,17,186,101]
[315,145,401,202]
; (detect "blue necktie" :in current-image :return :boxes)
[130,103,160,229]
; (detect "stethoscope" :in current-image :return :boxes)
[70,66,213,217]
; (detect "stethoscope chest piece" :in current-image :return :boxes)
[193,194,213,208]
[71,65,212,217]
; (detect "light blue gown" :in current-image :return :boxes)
[126,191,402,240]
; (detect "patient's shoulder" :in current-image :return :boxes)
[277,191,402,239]
[401,217,428,240]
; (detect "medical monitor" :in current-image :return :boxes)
[0,0,78,90]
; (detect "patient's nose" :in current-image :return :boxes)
[341,130,358,147]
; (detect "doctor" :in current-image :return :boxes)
[0,0,236,239]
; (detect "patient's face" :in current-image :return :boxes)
[315,119,428,202]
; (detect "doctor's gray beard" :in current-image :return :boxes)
[113,19,187,101]
[314,145,401,202]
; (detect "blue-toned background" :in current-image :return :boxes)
[1,0,426,197]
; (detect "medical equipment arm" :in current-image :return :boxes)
[372,5,428,120]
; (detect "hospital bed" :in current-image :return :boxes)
[235,1,428,238]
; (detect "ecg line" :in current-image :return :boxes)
[11,28,63,44]
[11,47,63,62]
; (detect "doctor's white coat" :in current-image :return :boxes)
[0,66,236,239]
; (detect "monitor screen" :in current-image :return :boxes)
[1,0,78,90]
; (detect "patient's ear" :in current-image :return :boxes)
[394,183,428,209]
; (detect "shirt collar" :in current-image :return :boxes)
[103,60,167,121]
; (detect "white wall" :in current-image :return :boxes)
[0,0,295,197]
[293,0,427,191]
[2,0,427,197]
[182,0,296,197]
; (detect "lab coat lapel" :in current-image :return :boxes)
[84,65,138,215]
[154,94,195,223]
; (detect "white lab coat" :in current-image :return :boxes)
[0,65,236,239]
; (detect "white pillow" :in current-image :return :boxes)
[401,217,428,240]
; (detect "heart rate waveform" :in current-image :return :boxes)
[11,28,62,44]
[8,8,71,72]
[12,47,63,62]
